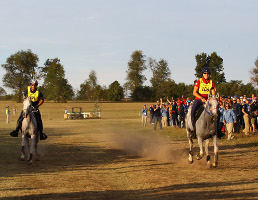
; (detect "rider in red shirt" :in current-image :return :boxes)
[191,67,216,129]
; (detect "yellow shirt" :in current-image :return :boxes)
[28,86,39,102]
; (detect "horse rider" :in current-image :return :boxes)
[10,79,47,140]
[191,67,216,130]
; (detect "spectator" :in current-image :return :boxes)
[6,106,10,124]
[251,94,255,102]
[185,100,191,115]
[170,99,178,127]
[232,98,241,133]
[223,104,236,140]
[239,96,245,129]
[161,104,168,127]
[243,94,247,101]
[250,97,258,133]
[166,103,170,126]
[13,107,16,115]
[149,104,154,124]
[65,108,68,114]
[218,101,225,139]
[242,99,251,135]
[178,100,185,128]
[153,104,162,131]
[141,104,148,127]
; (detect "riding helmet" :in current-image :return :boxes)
[201,67,210,74]
[30,79,38,86]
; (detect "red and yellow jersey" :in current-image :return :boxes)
[194,77,215,100]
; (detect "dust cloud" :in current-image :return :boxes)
[96,129,188,163]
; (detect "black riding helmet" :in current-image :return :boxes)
[201,67,210,74]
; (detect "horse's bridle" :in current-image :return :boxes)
[204,98,218,116]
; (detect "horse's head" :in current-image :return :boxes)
[23,97,33,118]
[206,93,219,121]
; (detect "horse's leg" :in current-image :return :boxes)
[212,135,219,167]
[196,137,204,160]
[188,138,194,164]
[205,139,212,168]
[187,131,194,164]
[24,135,30,162]
[27,134,35,164]
[34,133,40,161]
[21,132,25,161]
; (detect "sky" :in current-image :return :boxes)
[0,0,257,94]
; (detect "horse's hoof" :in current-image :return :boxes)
[188,153,193,164]
[196,154,203,160]
[21,155,25,161]
[207,161,212,168]
[212,162,218,168]
[27,160,32,165]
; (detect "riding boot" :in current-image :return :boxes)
[10,116,23,137]
[40,132,48,140]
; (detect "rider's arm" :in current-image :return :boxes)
[37,99,44,107]
[193,86,206,102]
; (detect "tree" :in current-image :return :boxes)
[216,81,256,97]
[107,81,124,101]
[42,58,74,102]
[195,52,226,84]
[1,49,40,102]
[88,70,98,90]
[77,81,91,100]
[131,86,154,101]
[0,87,7,99]
[149,58,171,89]
[76,70,101,101]
[125,50,146,93]
[250,56,258,87]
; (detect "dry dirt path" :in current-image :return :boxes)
[0,102,257,200]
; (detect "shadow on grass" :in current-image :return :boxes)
[3,179,257,200]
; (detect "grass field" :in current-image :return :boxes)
[0,101,257,200]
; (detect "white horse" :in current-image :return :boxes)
[21,97,39,164]
[186,94,219,168]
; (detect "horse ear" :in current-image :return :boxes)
[208,93,211,99]
[216,93,220,99]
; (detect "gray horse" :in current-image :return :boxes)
[21,97,39,164]
[186,94,219,168]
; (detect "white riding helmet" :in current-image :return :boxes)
[30,79,38,86]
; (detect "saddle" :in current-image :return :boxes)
[194,106,204,122]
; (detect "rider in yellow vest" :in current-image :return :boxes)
[191,67,216,129]
[10,80,47,140]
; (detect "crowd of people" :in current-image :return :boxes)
[141,67,257,139]
[141,94,258,138]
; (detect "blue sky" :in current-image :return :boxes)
[0,0,257,94]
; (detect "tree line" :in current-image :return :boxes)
[1,49,257,102]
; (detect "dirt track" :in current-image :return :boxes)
[0,102,257,200]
